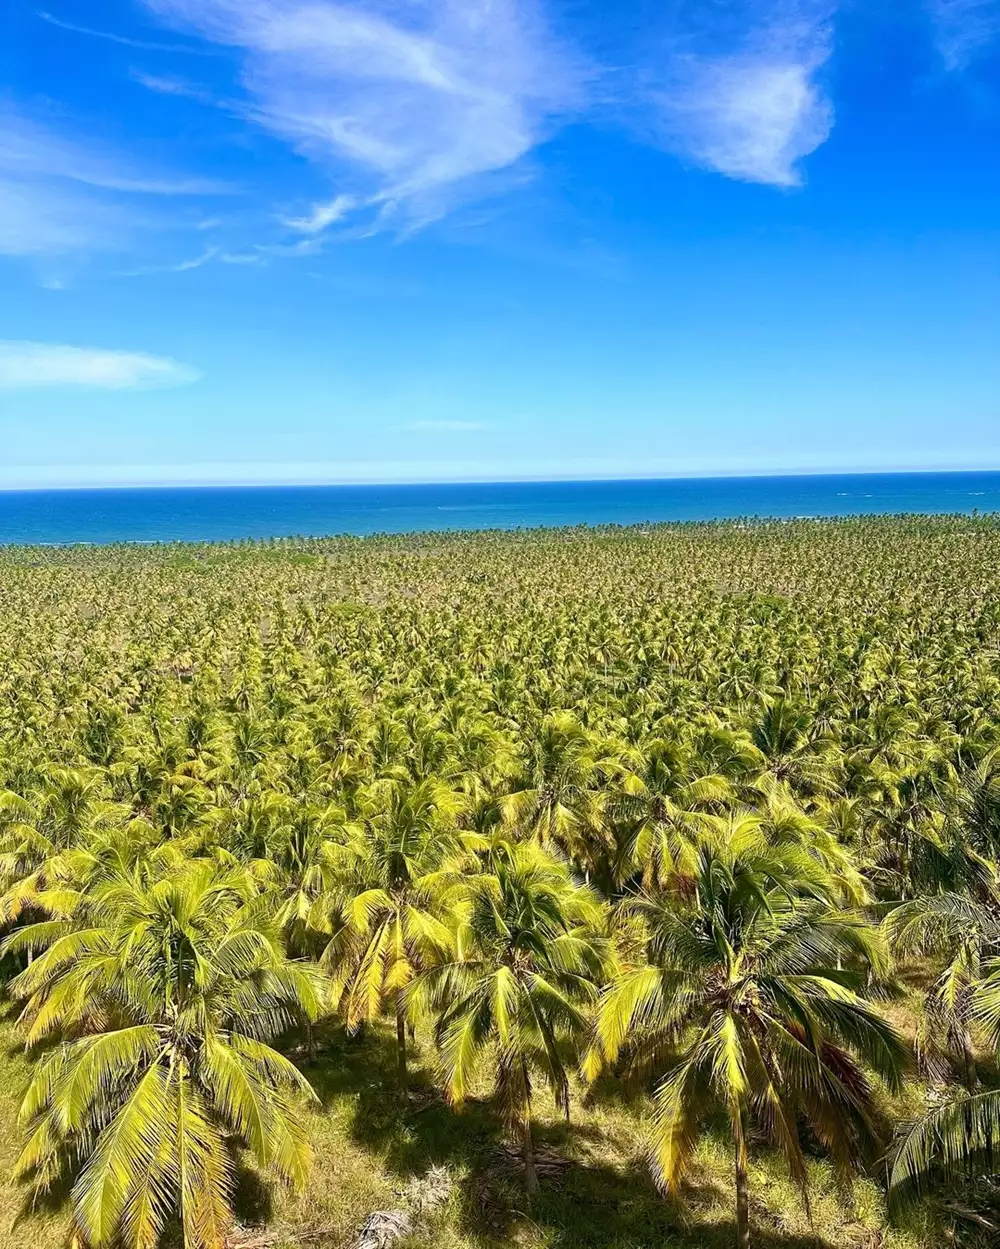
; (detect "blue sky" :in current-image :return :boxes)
[1,0,998,488]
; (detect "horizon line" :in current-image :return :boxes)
[2,465,1000,494]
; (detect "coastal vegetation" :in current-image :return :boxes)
[0,514,999,1248]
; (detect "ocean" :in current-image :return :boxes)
[0,472,998,545]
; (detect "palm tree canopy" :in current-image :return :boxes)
[589,824,906,1195]
[5,858,320,1249]
[428,842,610,1126]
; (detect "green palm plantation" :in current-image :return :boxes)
[321,776,466,1094]
[426,842,610,1192]
[0,518,998,1246]
[587,823,907,1248]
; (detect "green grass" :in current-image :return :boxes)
[0,1024,70,1249]
[258,1022,936,1249]
[0,1016,942,1249]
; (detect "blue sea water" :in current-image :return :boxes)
[0,473,998,545]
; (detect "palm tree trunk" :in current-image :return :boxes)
[522,1116,539,1196]
[396,995,408,1099]
[734,1124,750,1249]
[961,1027,978,1093]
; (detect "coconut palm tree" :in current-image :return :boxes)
[950,750,1000,860]
[884,889,1000,1089]
[321,776,466,1095]
[4,858,321,1249]
[425,842,610,1193]
[587,824,907,1249]
[889,955,1000,1212]
[751,698,840,799]
[502,711,623,879]
[502,712,599,844]
[610,736,731,890]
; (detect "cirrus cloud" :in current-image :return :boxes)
[651,54,832,187]
[0,105,234,259]
[0,342,201,389]
[34,0,845,266]
[641,1,835,188]
[141,0,588,232]
[0,108,232,197]
[927,0,1000,69]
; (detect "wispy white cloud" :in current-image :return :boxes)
[0,178,113,255]
[117,246,267,275]
[283,193,356,234]
[655,57,832,187]
[37,9,220,55]
[254,236,325,258]
[0,341,201,389]
[142,0,587,231]
[642,2,835,187]
[927,0,1000,69]
[25,0,842,269]
[173,250,216,274]
[0,107,234,257]
[0,108,231,196]
[129,70,217,106]
[117,247,219,276]
[401,419,490,432]
[219,250,264,264]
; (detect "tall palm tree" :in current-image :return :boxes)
[425,842,610,1193]
[321,776,466,1095]
[503,712,599,844]
[4,859,320,1249]
[884,890,1000,1089]
[587,825,906,1249]
[502,711,621,878]
[751,698,839,799]
[889,956,1000,1212]
[610,736,731,890]
[950,749,1000,859]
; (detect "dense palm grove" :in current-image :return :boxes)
[1,515,1000,1249]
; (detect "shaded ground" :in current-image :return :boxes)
[266,1022,934,1249]
[0,1016,939,1249]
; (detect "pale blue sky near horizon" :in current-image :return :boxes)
[1,0,998,489]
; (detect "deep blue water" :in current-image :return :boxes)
[0,473,998,545]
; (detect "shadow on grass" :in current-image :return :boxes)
[580,1067,648,1113]
[303,1023,505,1178]
[471,1158,834,1249]
[301,1024,841,1249]
[8,1167,76,1231]
[232,1161,275,1229]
